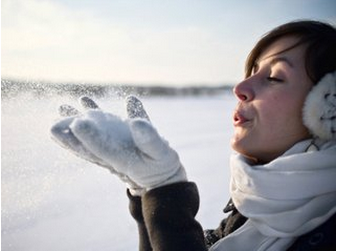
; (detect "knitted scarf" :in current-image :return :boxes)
[210,139,336,251]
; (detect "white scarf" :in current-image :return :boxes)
[210,139,336,251]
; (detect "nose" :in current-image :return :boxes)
[233,77,255,102]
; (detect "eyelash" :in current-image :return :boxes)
[267,76,283,83]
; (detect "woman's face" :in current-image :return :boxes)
[231,36,313,163]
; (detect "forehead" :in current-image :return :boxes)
[257,36,306,66]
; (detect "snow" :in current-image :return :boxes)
[2,92,237,250]
[69,110,136,169]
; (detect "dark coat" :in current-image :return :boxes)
[128,182,335,251]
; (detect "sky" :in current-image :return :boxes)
[1,0,336,86]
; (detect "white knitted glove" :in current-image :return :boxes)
[51,96,187,194]
[51,96,144,195]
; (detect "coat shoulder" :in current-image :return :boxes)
[205,199,336,251]
[204,199,247,249]
[288,214,336,251]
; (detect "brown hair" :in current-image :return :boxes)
[245,20,336,84]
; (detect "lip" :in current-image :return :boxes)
[233,110,251,126]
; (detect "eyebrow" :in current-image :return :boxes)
[253,56,294,73]
[269,57,294,68]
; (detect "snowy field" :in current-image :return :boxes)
[2,91,237,250]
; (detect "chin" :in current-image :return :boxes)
[231,135,251,153]
[231,138,253,157]
[231,139,266,164]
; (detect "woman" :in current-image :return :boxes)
[51,20,335,250]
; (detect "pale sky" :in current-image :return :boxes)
[1,0,336,86]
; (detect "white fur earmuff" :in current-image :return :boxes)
[303,72,336,141]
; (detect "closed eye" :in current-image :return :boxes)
[267,77,283,82]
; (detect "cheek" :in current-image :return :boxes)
[262,100,291,126]
[258,95,309,143]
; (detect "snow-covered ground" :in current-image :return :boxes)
[2,92,237,250]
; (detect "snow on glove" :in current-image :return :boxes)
[51,95,187,194]
[51,97,111,169]
[51,96,143,195]
[69,96,187,191]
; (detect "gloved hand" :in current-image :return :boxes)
[50,96,187,195]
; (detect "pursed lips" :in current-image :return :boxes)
[233,110,251,126]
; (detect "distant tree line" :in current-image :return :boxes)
[1,79,233,99]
